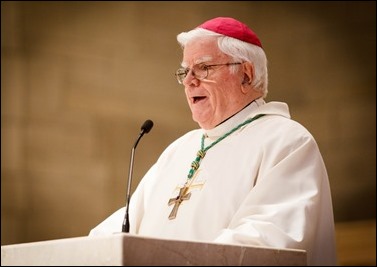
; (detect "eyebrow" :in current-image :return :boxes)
[181,56,213,68]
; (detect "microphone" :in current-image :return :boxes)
[122,119,154,233]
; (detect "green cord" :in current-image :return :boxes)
[187,114,265,179]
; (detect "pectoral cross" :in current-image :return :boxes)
[168,185,191,220]
[168,178,205,220]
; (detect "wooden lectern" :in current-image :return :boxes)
[1,233,306,266]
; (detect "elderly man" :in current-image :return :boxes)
[90,17,337,266]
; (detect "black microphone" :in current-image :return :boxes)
[122,119,154,233]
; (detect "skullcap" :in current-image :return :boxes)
[197,17,262,48]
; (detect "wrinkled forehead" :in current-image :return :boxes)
[181,56,213,68]
[181,37,227,68]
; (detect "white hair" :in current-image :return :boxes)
[177,28,268,98]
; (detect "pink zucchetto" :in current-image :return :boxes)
[197,17,262,48]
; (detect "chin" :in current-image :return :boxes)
[192,114,215,130]
[196,121,214,130]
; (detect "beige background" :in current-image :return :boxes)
[1,1,375,265]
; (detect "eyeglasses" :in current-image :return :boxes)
[175,62,242,84]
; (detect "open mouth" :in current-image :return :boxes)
[193,96,206,104]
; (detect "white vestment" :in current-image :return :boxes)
[90,99,337,266]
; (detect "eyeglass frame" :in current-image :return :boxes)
[175,62,242,84]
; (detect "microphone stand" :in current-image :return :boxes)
[122,120,153,233]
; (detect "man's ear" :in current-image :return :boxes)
[241,62,254,93]
[242,75,251,85]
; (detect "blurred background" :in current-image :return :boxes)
[1,1,375,265]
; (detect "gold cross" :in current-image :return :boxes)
[168,174,205,220]
[168,185,191,220]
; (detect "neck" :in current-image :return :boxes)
[216,100,258,127]
[205,98,265,139]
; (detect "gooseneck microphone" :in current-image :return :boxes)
[122,119,154,233]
